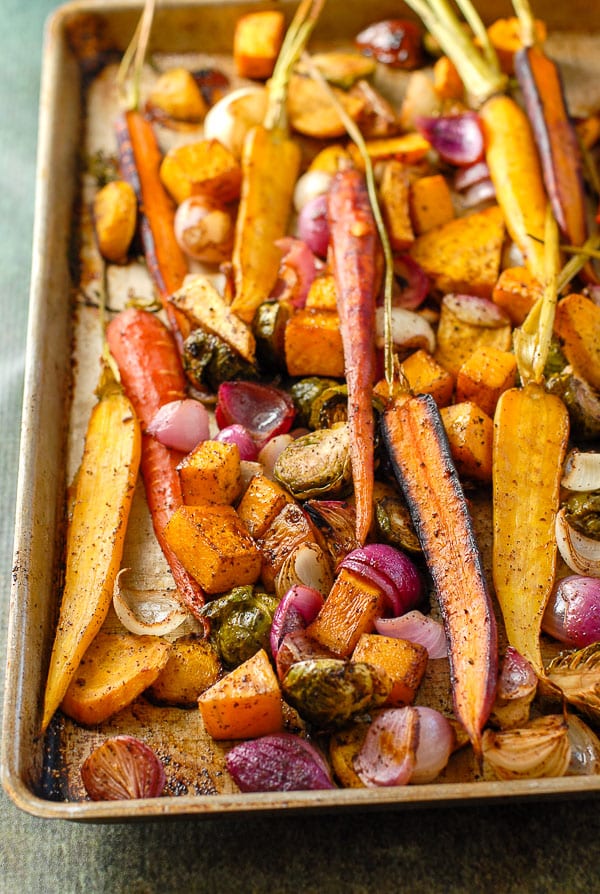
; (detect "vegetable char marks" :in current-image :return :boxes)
[327,166,377,544]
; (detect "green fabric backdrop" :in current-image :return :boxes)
[0,2,599,891]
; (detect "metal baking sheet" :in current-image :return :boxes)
[4,0,600,821]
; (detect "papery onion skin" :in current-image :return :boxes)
[489,647,537,730]
[375,610,447,659]
[482,716,571,781]
[81,736,166,801]
[542,575,600,647]
[226,733,336,792]
[555,508,600,577]
[147,399,210,453]
[414,112,485,166]
[338,544,423,616]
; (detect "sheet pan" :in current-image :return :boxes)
[4,0,600,821]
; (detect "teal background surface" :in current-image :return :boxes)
[1,2,599,891]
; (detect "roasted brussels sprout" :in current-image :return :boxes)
[253,300,293,372]
[289,377,340,428]
[544,336,568,378]
[564,491,600,539]
[282,658,391,729]
[200,586,279,667]
[308,384,350,430]
[547,369,600,442]
[183,328,256,393]
[273,423,353,500]
[373,482,421,554]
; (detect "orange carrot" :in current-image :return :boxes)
[106,306,205,620]
[115,111,189,332]
[327,166,378,544]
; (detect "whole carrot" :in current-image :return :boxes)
[327,166,377,545]
[106,307,205,620]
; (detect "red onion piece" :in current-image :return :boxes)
[443,293,510,328]
[391,254,430,310]
[214,424,259,461]
[338,544,423,616]
[453,160,491,191]
[81,736,166,801]
[497,646,538,701]
[226,733,335,792]
[354,707,419,786]
[271,236,318,308]
[275,628,334,679]
[258,433,294,476]
[215,381,296,447]
[147,399,210,453]
[414,112,485,166]
[375,610,448,659]
[296,193,330,259]
[409,707,455,783]
[270,584,324,658]
[459,178,496,209]
[542,575,600,647]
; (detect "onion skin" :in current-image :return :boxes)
[414,112,484,166]
[296,194,330,259]
[81,736,166,800]
[338,544,423,616]
[270,585,324,658]
[542,575,600,648]
[226,733,336,792]
[375,611,447,659]
[214,424,258,461]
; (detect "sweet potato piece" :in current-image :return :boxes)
[555,293,600,391]
[379,160,414,251]
[233,10,285,80]
[434,296,512,377]
[148,67,208,122]
[352,633,428,706]
[410,205,505,298]
[348,133,431,165]
[178,440,242,505]
[486,17,547,75]
[491,266,541,326]
[284,308,345,378]
[93,180,137,263]
[306,568,384,658]
[160,139,242,205]
[287,74,367,139]
[433,55,464,99]
[455,345,518,417]
[61,632,171,726]
[398,348,455,407]
[198,648,283,739]
[308,144,353,173]
[305,272,338,310]
[147,637,222,707]
[236,473,294,539]
[440,401,494,482]
[164,502,261,594]
[410,174,455,235]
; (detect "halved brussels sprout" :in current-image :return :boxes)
[547,369,600,442]
[253,300,293,373]
[308,384,350,430]
[183,328,257,393]
[282,658,391,729]
[273,424,353,500]
[372,481,421,554]
[289,377,340,428]
[564,491,600,539]
[200,586,279,667]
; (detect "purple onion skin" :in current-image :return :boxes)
[414,112,484,166]
[226,734,336,792]
[543,576,600,648]
[270,585,324,658]
[339,544,423,616]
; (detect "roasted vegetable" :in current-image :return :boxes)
[547,369,600,442]
[182,328,257,392]
[252,299,293,372]
[200,585,279,667]
[273,424,353,500]
[289,377,340,428]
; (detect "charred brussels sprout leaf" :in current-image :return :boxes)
[373,486,421,554]
[547,370,600,442]
[289,377,341,428]
[273,424,353,500]
[200,586,279,667]
[183,328,257,393]
[282,658,391,729]
[564,491,600,538]
[253,300,293,373]
[308,384,350,430]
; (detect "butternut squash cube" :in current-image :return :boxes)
[178,440,242,505]
[399,348,455,407]
[410,173,455,234]
[379,160,414,251]
[148,67,208,122]
[555,293,600,391]
[308,144,353,173]
[147,637,222,707]
[164,503,261,594]
[61,632,171,726]
[352,633,428,706]
[455,345,518,416]
[284,308,345,378]
[233,10,286,80]
[410,205,505,298]
[440,401,494,482]
[305,272,338,310]
[433,55,464,99]
[160,139,242,205]
[198,648,283,739]
[306,568,384,658]
[236,473,294,539]
[492,265,541,326]
[434,295,512,376]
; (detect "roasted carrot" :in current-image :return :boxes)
[41,362,141,732]
[382,393,498,757]
[229,0,324,324]
[106,307,205,620]
[327,166,377,545]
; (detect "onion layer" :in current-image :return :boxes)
[542,575,600,647]
[414,112,485,166]
[375,610,447,658]
[338,544,423,616]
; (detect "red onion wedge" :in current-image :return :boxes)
[391,254,430,310]
[375,610,448,659]
[270,584,324,658]
[215,381,296,447]
[147,399,210,453]
[296,193,330,259]
[414,112,485,166]
[453,160,491,191]
[226,733,335,792]
[271,236,318,308]
[214,424,258,461]
[81,736,166,801]
[338,544,423,616]
[542,575,600,648]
